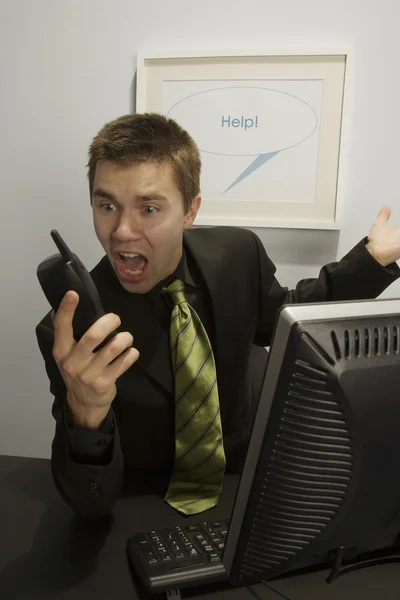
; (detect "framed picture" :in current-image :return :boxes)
[136,48,353,229]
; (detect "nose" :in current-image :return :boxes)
[112,211,142,242]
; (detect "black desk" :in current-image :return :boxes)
[2,456,400,600]
[0,456,280,600]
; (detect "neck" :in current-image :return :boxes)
[162,246,183,281]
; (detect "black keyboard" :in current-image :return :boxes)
[133,520,229,569]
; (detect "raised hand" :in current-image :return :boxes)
[366,206,400,267]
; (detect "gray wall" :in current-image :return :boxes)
[1,0,399,458]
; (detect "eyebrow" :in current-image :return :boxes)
[136,193,169,203]
[93,188,117,203]
[93,188,169,203]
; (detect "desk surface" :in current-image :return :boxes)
[1,455,400,600]
[0,455,280,600]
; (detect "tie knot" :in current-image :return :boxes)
[164,279,186,306]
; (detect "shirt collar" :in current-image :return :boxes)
[162,248,197,289]
[147,249,197,302]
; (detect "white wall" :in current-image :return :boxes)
[1,0,399,458]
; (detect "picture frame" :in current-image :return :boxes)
[136,48,353,229]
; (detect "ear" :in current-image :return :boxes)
[183,195,202,230]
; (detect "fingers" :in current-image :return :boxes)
[80,313,122,353]
[376,205,391,224]
[52,291,80,361]
[83,330,135,377]
[52,292,138,396]
[62,313,123,371]
[106,347,140,381]
[67,335,139,393]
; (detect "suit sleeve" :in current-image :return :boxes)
[35,318,124,519]
[253,234,400,347]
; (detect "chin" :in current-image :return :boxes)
[119,279,153,295]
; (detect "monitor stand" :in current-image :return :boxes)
[326,538,400,583]
[166,590,182,599]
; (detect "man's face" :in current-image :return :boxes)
[92,160,201,294]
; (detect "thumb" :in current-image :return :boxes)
[375,205,391,225]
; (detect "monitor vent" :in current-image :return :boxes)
[239,360,352,580]
[332,326,400,359]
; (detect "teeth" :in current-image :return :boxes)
[120,252,141,258]
[126,268,143,275]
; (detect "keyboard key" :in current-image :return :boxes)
[147,553,159,564]
[162,554,172,562]
[211,521,223,528]
[208,553,221,563]
[140,546,159,564]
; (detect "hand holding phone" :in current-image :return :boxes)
[52,290,139,429]
[37,230,140,428]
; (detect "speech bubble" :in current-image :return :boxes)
[166,86,318,194]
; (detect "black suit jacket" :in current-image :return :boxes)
[36,227,400,518]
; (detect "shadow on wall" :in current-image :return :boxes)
[249,227,340,267]
[130,70,137,114]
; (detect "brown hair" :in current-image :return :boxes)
[87,113,201,213]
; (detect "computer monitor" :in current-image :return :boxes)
[127,297,400,593]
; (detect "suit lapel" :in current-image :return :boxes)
[183,230,227,370]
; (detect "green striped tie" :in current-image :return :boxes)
[163,279,226,515]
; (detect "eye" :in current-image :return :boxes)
[142,205,159,215]
[101,203,116,212]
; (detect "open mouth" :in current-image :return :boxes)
[115,252,149,283]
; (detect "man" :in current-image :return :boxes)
[36,113,400,520]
